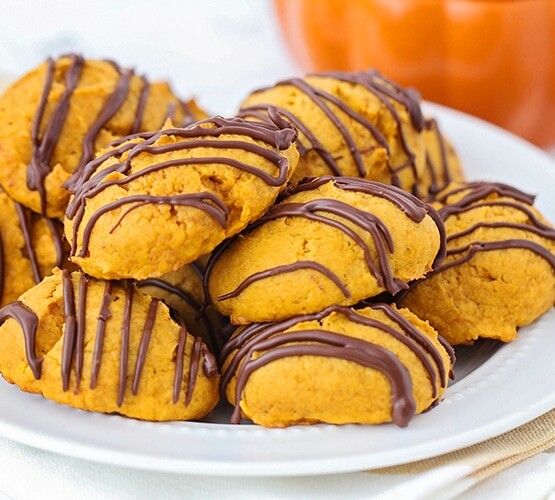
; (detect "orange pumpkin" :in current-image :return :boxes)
[275,0,555,147]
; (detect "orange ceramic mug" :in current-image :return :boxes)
[274,0,555,147]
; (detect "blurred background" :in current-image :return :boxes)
[0,0,296,116]
[0,0,554,146]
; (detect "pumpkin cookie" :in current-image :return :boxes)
[0,54,206,218]
[207,176,445,324]
[239,70,430,195]
[0,268,219,421]
[221,304,454,427]
[64,113,299,280]
[0,189,66,306]
[400,182,555,344]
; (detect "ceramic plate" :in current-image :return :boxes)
[0,102,554,476]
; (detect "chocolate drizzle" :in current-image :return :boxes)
[24,54,197,213]
[90,281,113,389]
[423,118,454,198]
[221,304,451,427]
[218,261,352,301]
[29,55,85,213]
[0,301,41,378]
[65,114,297,259]
[0,271,217,408]
[239,70,424,193]
[206,176,446,305]
[0,193,66,304]
[411,182,555,285]
[131,298,158,395]
[136,272,222,353]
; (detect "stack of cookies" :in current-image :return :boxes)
[0,55,553,428]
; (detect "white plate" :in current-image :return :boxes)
[0,103,554,476]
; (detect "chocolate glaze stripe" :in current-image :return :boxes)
[136,277,219,353]
[244,70,423,190]
[239,104,341,173]
[428,239,555,278]
[61,269,78,391]
[0,301,41,378]
[277,78,367,177]
[45,218,66,269]
[29,55,84,214]
[371,303,447,390]
[234,198,401,293]
[323,70,424,132]
[320,71,425,193]
[221,303,445,401]
[13,202,41,284]
[67,122,295,209]
[431,119,451,194]
[74,272,89,393]
[318,176,447,267]
[186,337,204,406]
[28,57,55,208]
[290,176,427,221]
[131,78,150,134]
[68,140,142,198]
[90,280,113,389]
[435,182,536,207]
[11,200,66,287]
[218,261,351,302]
[68,145,291,228]
[228,331,416,427]
[440,200,553,233]
[437,335,456,380]
[69,114,297,194]
[131,298,159,395]
[74,67,134,183]
[118,281,134,407]
[173,323,188,403]
[447,221,555,243]
[73,192,229,257]
[179,100,196,127]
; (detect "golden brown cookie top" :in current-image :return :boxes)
[220,303,454,427]
[0,268,219,420]
[0,54,205,218]
[64,113,299,280]
[432,181,555,271]
[206,176,445,324]
[239,70,428,194]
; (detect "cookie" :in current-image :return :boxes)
[0,189,66,306]
[207,176,445,324]
[422,118,465,199]
[400,182,555,344]
[220,304,454,427]
[136,261,225,353]
[239,70,430,195]
[64,113,299,280]
[0,268,219,421]
[0,54,206,218]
